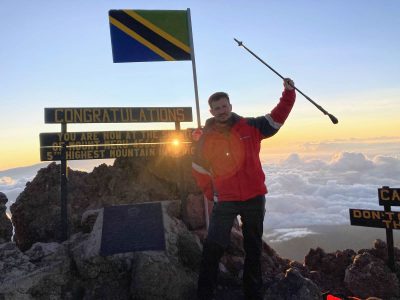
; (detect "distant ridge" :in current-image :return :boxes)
[0,162,50,178]
[0,159,114,177]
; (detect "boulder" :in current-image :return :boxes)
[80,208,102,233]
[304,247,355,295]
[70,222,133,300]
[69,200,200,300]
[131,251,196,300]
[181,193,213,230]
[344,252,399,299]
[263,267,322,300]
[1,200,202,299]
[0,241,72,299]
[0,192,13,243]
[10,156,198,251]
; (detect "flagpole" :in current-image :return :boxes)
[187,8,201,129]
[187,8,209,229]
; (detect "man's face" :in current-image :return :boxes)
[210,97,232,123]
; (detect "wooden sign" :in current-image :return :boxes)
[40,106,195,244]
[40,130,193,147]
[349,208,400,230]
[40,143,195,161]
[349,186,400,271]
[44,107,192,123]
[378,187,400,206]
[40,129,194,161]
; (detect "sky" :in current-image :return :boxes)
[1,0,400,170]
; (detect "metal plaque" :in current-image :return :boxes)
[100,202,166,256]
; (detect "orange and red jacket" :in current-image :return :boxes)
[192,89,295,202]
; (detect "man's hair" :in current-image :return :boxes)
[208,92,230,107]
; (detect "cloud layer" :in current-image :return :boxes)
[1,152,399,243]
[263,152,400,235]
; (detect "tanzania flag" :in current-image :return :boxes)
[109,10,192,63]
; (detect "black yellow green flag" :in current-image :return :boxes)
[109,10,192,63]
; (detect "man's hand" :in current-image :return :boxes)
[283,78,295,91]
[192,128,203,142]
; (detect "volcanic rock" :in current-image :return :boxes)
[10,156,198,251]
[6,156,400,299]
[304,247,355,295]
[181,193,213,230]
[344,251,399,299]
[0,241,72,299]
[263,267,322,300]
[0,192,12,243]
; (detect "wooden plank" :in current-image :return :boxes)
[40,129,193,147]
[44,107,192,123]
[378,187,400,206]
[349,208,400,230]
[40,143,195,161]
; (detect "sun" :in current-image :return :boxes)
[172,139,180,146]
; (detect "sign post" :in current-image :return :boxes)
[349,186,400,271]
[40,106,194,242]
[384,202,395,271]
[60,122,68,241]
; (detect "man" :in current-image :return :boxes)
[192,78,296,300]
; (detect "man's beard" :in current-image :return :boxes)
[215,114,231,124]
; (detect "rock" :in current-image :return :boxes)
[0,242,35,283]
[372,239,389,261]
[10,156,198,251]
[0,241,72,299]
[69,200,199,300]
[344,252,400,299]
[357,239,393,263]
[24,242,64,263]
[131,251,196,300]
[69,207,133,299]
[81,208,101,233]
[1,199,201,300]
[177,229,202,271]
[8,154,400,299]
[304,247,355,295]
[263,267,322,300]
[135,201,200,298]
[288,260,310,278]
[261,240,291,285]
[181,193,213,230]
[0,192,13,243]
[10,163,71,251]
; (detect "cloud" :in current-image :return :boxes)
[2,151,399,239]
[263,152,400,230]
[300,137,400,158]
[0,176,16,185]
[0,160,112,212]
[263,228,318,243]
[0,175,32,212]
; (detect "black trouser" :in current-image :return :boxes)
[197,195,266,300]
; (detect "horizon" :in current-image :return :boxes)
[2,150,400,223]
[1,1,400,170]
